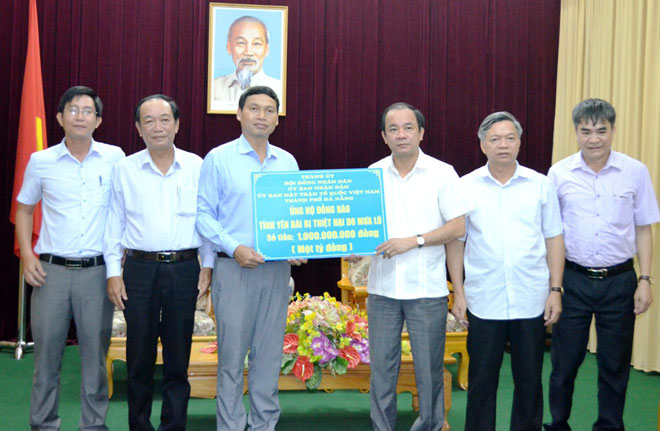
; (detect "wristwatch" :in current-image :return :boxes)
[416,234,425,248]
[638,275,653,284]
[550,286,564,295]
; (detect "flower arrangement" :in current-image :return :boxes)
[282,292,369,389]
[199,292,369,390]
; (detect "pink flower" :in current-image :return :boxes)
[199,341,218,354]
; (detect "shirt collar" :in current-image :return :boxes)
[572,150,622,174]
[386,148,429,177]
[137,145,181,175]
[479,161,529,186]
[55,137,101,161]
[238,134,275,161]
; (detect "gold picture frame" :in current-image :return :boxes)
[207,3,288,115]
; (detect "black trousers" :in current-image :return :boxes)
[123,256,200,431]
[465,311,545,431]
[545,265,636,431]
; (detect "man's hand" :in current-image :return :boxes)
[198,267,213,299]
[15,202,46,287]
[287,258,308,266]
[233,245,265,268]
[451,293,469,329]
[23,253,47,287]
[344,254,363,264]
[634,280,653,315]
[107,276,127,310]
[376,237,416,259]
[544,291,562,326]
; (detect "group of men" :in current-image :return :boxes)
[17,85,301,431]
[365,99,658,431]
[15,84,657,431]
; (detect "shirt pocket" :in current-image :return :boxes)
[177,184,197,216]
[607,191,634,225]
[92,174,111,206]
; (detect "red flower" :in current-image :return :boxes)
[345,320,356,335]
[339,346,361,368]
[283,333,299,354]
[350,332,362,341]
[293,355,314,381]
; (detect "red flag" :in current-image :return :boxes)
[9,0,48,257]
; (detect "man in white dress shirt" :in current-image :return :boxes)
[449,111,564,431]
[104,94,213,431]
[212,16,282,108]
[15,86,125,430]
[364,102,469,431]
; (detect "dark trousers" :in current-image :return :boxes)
[465,311,545,431]
[545,265,636,431]
[123,256,200,431]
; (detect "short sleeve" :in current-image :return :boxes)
[16,156,42,205]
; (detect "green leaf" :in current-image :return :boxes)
[281,354,296,375]
[305,364,323,390]
[332,357,348,375]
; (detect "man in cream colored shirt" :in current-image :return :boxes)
[361,102,469,431]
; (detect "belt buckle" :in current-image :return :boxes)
[587,268,607,279]
[157,252,174,262]
[64,259,83,269]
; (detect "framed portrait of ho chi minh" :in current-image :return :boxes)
[207,3,288,115]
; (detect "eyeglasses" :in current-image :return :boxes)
[67,107,96,117]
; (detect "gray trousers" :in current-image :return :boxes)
[368,294,448,431]
[212,258,291,431]
[30,261,114,431]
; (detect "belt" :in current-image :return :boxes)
[216,252,231,258]
[126,248,198,262]
[39,254,105,268]
[565,259,634,279]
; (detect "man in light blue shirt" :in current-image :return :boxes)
[449,111,564,431]
[197,86,303,431]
